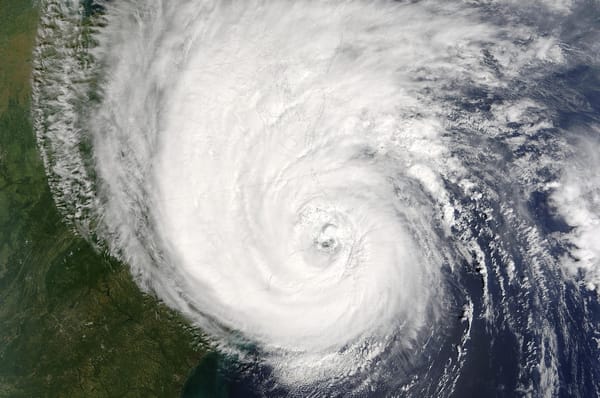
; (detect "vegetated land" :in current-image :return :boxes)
[0,1,205,396]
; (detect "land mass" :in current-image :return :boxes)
[0,1,206,396]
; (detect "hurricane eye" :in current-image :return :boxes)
[315,224,339,253]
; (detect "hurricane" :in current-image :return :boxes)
[32,0,600,396]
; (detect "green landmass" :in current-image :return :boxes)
[0,1,207,396]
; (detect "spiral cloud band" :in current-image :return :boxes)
[33,0,600,396]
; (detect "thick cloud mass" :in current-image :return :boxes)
[33,0,600,396]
